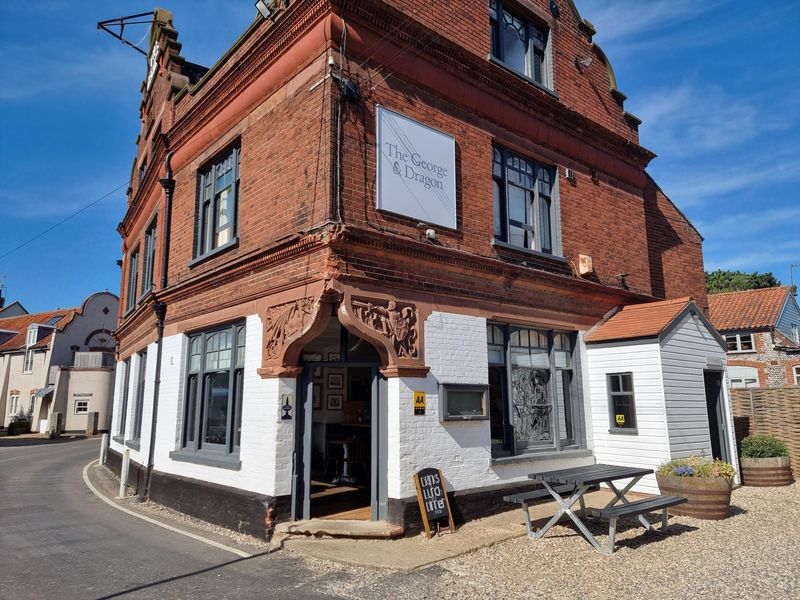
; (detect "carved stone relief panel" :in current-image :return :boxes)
[264,297,317,361]
[350,298,418,358]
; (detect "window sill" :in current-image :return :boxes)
[188,238,239,268]
[491,239,568,263]
[608,428,638,435]
[125,439,141,451]
[726,350,755,354]
[491,448,592,466]
[487,55,559,100]
[112,435,125,445]
[169,449,242,471]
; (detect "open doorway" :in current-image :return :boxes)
[293,316,385,521]
[704,370,730,463]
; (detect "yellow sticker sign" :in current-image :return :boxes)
[615,414,625,425]
[414,391,426,415]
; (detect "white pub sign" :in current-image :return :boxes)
[376,106,457,229]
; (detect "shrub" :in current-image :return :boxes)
[740,435,788,458]
[7,418,32,436]
[658,456,736,480]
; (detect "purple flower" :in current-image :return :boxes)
[673,466,695,477]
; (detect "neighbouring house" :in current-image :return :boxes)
[0,292,119,433]
[708,286,800,388]
[108,1,732,537]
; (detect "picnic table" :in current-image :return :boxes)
[505,463,686,554]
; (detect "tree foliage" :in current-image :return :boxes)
[705,269,781,294]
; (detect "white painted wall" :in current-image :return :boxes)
[149,314,289,497]
[586,340,670,494]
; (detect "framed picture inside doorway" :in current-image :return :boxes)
[327,372,343,389]
[327,394,343,410]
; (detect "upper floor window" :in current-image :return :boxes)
[792,324,799,344]
[195,145,240,259]
[125,248,139,312]
[141,220,157,296]
[725,332,754,353]
[138,160,147,185]
[490,0,550,87]
[182,322,246,456]
[493,146,558,255]
[794,365,800,385]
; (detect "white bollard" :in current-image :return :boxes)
[99,433,109,465]
[118,448,130,498]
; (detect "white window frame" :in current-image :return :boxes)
[74,400,89,415]
[725,332,755,353]
[23,349,35,373]
[794,365,800,385]
[8,395,19,415]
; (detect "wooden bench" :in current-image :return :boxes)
[590,494,687,554]
[505,485,596,536]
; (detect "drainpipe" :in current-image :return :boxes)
[139,153,175,501]
[159,151,174,290]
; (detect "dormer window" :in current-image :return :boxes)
[724,333,754,353]
[490,0,551,88]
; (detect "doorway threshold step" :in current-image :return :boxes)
[274,519,404,540]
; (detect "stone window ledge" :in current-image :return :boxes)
[491,448,593,466]
[169,449,241,471]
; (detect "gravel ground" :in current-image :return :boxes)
[302,483,800,600]
[93,463,800,599]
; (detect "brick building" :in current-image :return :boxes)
[108,1,732,536]
[708,286,800,388]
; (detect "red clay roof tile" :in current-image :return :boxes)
[585,297,693,343]
[0,309,78,352]
[707,286,790,331]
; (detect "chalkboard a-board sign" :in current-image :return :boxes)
[412,468,455,538]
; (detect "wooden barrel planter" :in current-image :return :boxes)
[655,474,732,520]
[741,457,793,486]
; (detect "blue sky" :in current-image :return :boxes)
[0,1,797,313]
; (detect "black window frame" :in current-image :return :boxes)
[194,143,241,260]
[488,323,581,457]
[140,220,157,297]
[489,0,549,86]
[131,350,148,442]
[181,322,246,457]
[118,358,131,437]
[125,248,140,312]
[493,146,557,255]
[607,372,637,433]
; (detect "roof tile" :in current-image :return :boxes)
[707,287,790,331]
[0,309,78,352]
[585,297,692,343]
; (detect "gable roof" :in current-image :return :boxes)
[707,286,791,332]
[0,308,78,353]
[0,301,28,317]
[585,297,694,343]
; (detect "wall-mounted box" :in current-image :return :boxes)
[439,384,489,421]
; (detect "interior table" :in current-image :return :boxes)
[527,463,655,553]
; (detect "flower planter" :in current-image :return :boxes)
[741,456,793,487]
[656,474,732,520]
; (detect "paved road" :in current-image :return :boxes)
[0,437,358,600]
